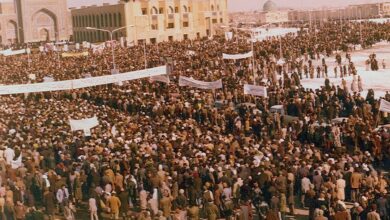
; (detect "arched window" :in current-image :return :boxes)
[183,5,188,13]
[151,7,158,15]
[168,6,174,14]
[217,5,220,11]
[211,5,215,11]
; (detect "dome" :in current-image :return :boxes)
[263,0,277,12]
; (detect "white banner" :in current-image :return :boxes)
[3,49,26,56]
[225,32,233,41]
[379,99,390,113]
[61,51,89,58]
[150,75,170,84]
[179,76,222,90]
[223,51,253,60]
[0,66,167,95]
[244,84,267,97]
[0,49,12,55]
[69,116,99,136]
[92,43,105,54]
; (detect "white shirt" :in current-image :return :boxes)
[89,198,97,212]
[56,187,69,203]
[4,147,15,165]
[301,177,311,193]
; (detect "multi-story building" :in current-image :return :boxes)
[288,2,390,23]
[0,0,71,45]
[71,0,228,44]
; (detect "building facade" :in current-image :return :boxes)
[0,0,71,44]
[71,0,228,44]
[288,2,390,23]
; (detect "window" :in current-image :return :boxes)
[109,13,112,26]
[142,8,147,15]
[151,24,158,30]
[168,23,174,29]
[159,8,164,14]
[183,5,188,13]
[212,19,217,24]
[175,7,179,13]
[72,16,76,27]
[168,36,173,41]
[183,21,189,27]
[151,7,158,15]
[168,6,174,14]
[217,5,220,11]
[138,39,145,45]
[104,14,108,27]
[211,5,215,11]
[118,13,122,26]
[220,18,223,23]
[183,34,188,40]
[150,38,156,44]
[188,7,191,12]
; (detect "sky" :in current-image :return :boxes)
[67,0,384,11]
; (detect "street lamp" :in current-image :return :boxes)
[86,25,134,74]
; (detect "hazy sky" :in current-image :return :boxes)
[67,0,384,11]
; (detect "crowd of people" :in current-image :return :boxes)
[0,20,389,220]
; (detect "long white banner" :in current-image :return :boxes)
[223,51,253,60]
[3,49,26,56]
[179,76,223,90]
[244,84,267,97]
[379,99,390,113]
[0,66,167,95]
